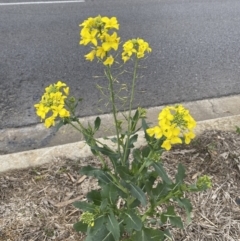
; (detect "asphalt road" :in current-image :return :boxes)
[1,0,240,130]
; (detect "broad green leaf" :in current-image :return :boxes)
[161,206,183,228]
[131,109,140,131]
[169,216,184,229]
[92,144,119,159]
[152,182,170,202]
[94,117,101,131]
[161,206,175,224]
[73,201,96,212]
[141,118,149,132]
[175,163,186,184]
[133,227,165,241]
[126,182,147,206]
[80,166,113,185]
[123,210,142,231]
[176,198,192,223]
[73,221,88,233]
[132,149,142,163]
[115,165,132,180]
[152,162,172,184]
[129,134,138,148]
[101,183,119,204]
[106,211,120,241]
[110,137,118,143]
[100,198,108,211]
[87,190,101,205]
[123,134,138,162]
[79,166,99,176]
[129,199,141,209]
[88,215,106,238]
[92,227,114,241]
[141,145,151,158]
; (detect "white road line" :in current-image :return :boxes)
[0,0,84,6]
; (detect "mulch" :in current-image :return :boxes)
[1,130,240,241]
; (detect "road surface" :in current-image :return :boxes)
[1,0,240,129]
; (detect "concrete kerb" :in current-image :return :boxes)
[1,95,240,173]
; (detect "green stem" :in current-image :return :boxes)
[122,57,138,164]
[106,66,122,158]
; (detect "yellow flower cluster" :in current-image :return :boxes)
[79,16,120,66]
[34,81,70,128]
[146,105,196,151]
[122,38,152,63]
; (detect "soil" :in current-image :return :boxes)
[1,130,240,241]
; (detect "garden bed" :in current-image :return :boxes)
[1,130,240,241]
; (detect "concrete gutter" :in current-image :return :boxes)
[1,95,240,173]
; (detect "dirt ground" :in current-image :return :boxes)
[1,130,240,241]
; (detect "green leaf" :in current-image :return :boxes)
[152,182,170,202]
[129,199,141,209]
[125,182,147,206]
[101,183,119,204]
[169,216,183,229]
[123,134,138,162]
[129,134,138,148]
[88,215,106,238]
[100,198,108,211]
[55,119,66,131]
[94,227,113,241]
[176,198,192,223]
[73,201,96,212]
[115,165,132,180]
[152,162,172,184]
[87,190,102,205]
[123,210,142,232]
[161,206,183,229]
[141,118,149,132]
[132,149,142,163]
[141,146,151,158]
[80,166,113,185]
[106,211,120,241]
[133,227,165,241]
[73,221,88,233]
[110,137,118,143]
[94,117,101,131]
[175,163,186,184]
[92,144,119,159]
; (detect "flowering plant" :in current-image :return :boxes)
[35,16,211,241]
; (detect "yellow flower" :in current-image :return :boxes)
[123,41,136,56]
[79,17,95,28]
[146,127,155,137]
[85,49,96,61]
[102,32,120,51]
[34,104,49,120]
[44,116,55,128]
[102,16,119,30]
[35,81,71,128]
[63,87,69,95]
[103,56,114,66]
[122,38,151,62]
[55,81,66,89]
[122,55,130,63]
[80,29,98,46]
[96,46,106,59]
[161,140,171,151]
[153,126,163,139]
[184,131,195,144]
[146,105,196,150]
